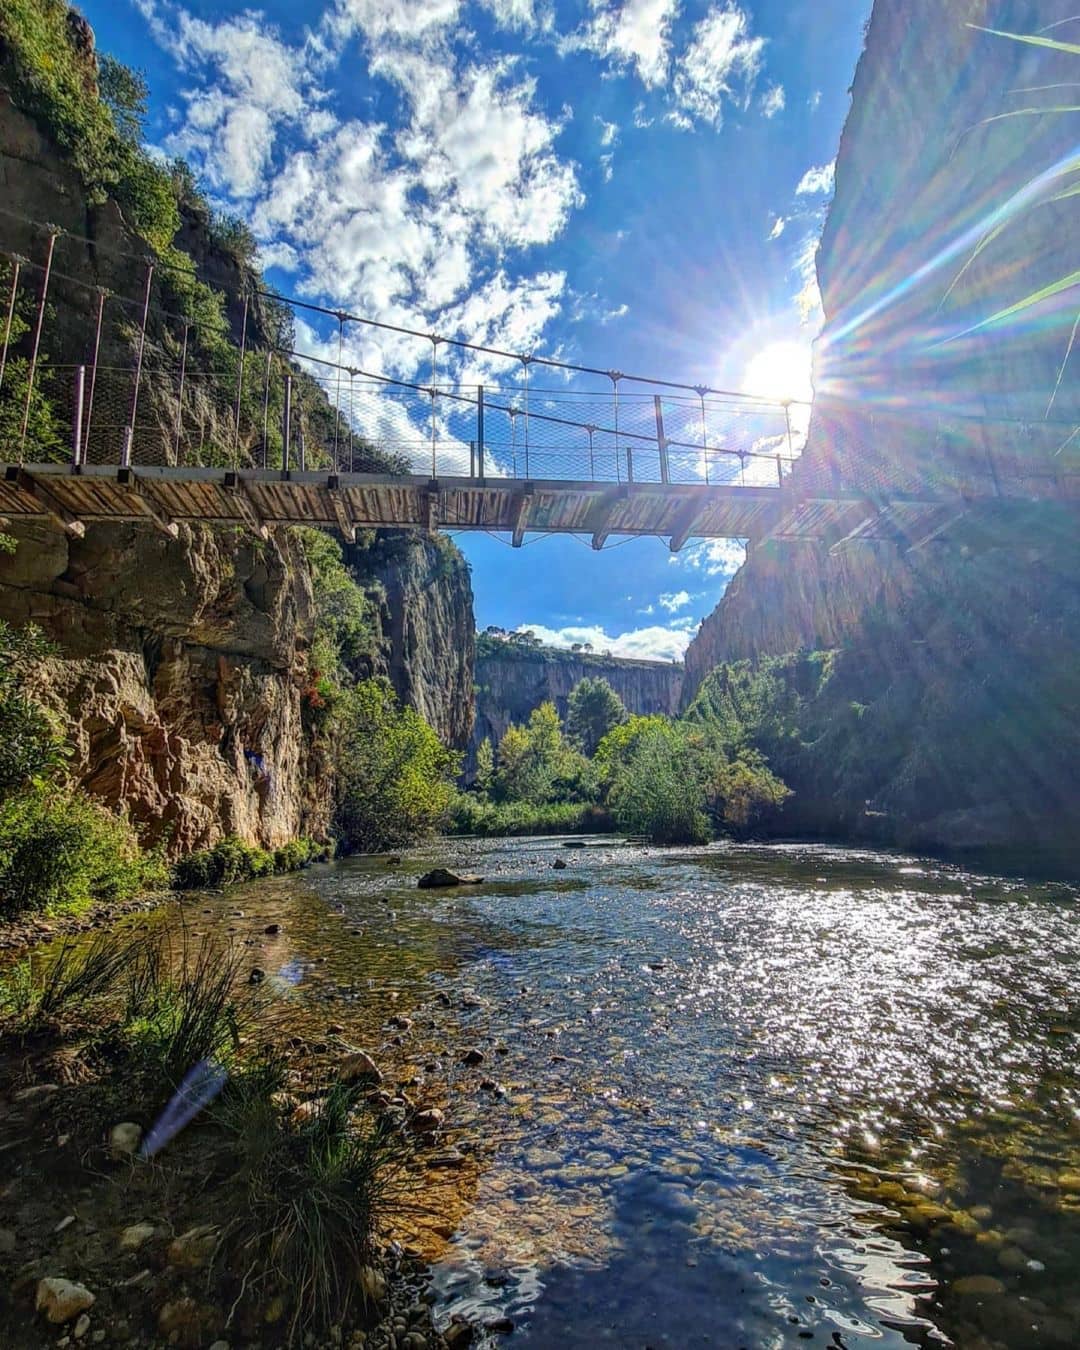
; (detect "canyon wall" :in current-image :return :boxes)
[685,0,1080,696]
[472,643,683,766]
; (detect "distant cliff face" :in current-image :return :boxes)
[472,643,683,765]
[350,533,475,751]
[684,0,1080,700]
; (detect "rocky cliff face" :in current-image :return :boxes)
[350,533,475,751]
[0,519,330,853]
[684,0,1080,699]
[472,645,683,765]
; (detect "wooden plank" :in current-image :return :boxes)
[5,467,85,538]
[425,480,439,536]
[325,474,356,542]
[511,484,534,547]
[222,472,269,541]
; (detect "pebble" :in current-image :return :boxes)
[412,1109,444,1135]
[73,1313,91,1339]
[461,1048,485,1067]
[952,1274,1006,1297]
[54,1215,76,1234]
[109,1122,142,1159]
[167,1224,218,1270]
[35,1278,95,1323]
[342,1051,383,1083]
[264,923,281,934]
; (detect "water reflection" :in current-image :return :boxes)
[117,838,1080,1346]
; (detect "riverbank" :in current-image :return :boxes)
[0,861,508,1349]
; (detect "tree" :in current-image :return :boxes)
[567,677,628,756]
[0,621,62,800]
[335,679,460,852]
[607,722,710,845]
[98,56,148,144]
[493,702,593,805]
[474,737,494,796]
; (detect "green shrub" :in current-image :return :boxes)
[0,620,63,799]
[608,723,711,845]
[222,1082,412,1338]
[171,835,328,891]
[335,679,460,852]
[0,786,166,917]
[448,796,613,837]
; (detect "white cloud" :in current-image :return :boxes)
[795,160,835,195]
[596,117,619,147]
[519,622,693,662]
[158,9,327,198]
[794,233,822,324]
[760,83,785,118]
[672,538,747,575]
[768,215,786,240]
[658,589,691,612]
[478,0,541,29]
[809,89,822,110]
[566,0,681,89]
[632,101,654,128]
[671,4,765,127]
[599,301,629,324]
[327,0,462,44]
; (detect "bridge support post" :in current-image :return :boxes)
[281,374,292,477]
[654,396,669,484]
[476,385,485,480]
[70,365,85,469]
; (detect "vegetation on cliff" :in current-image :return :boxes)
[0,621,165,917]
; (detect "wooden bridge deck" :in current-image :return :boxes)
[0,461,1030,552]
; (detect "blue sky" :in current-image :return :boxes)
[86,0,870,660]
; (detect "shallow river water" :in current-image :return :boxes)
[168,837,1080,1349]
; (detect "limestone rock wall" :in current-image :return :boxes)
[684,0,1080,700]
[350,533,475,751]
[2,520,330,853]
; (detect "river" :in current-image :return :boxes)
[158,836,1080,1348]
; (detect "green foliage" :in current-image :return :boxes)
[0,0,180,249]
[0,931,141,1023]
[474,737,495,796]
[295,528,378,697]
[566,676,628,757]
[121,937,244,1086]
[171,835,329,891]
[493,702,595,805]
[0,786,166,918]
[222,1082,412,1339]
[607,721,711,845]
[335,678,460,852]
[0,620,63,799]
[448,795,613,837]
[593,714,673,787]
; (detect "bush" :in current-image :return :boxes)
[222,1083,412,1338]
[448,796,613,837]
[0,786,166,918]
[608,723,711,845]
[335,679,460,853]
[171,835,328,890]
[0,620,63,799]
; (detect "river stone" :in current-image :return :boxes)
[461,1048,485,1066]
[36,1278,95,1323]
[109,1122,142,1158]
[341,1051,383,1083]
[167,1224,218,1270]
[73,1313,91,1339]
[552,859,567,869]
[417,869,483,889]
[952,1274,1006,1296]
[412,1108,444,1135]
[358,1266,387,1302]
[119,1223,156,1252]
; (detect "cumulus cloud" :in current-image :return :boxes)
[517,621,694,662]
[671,4,765,127]
[566,0,681,88]
[658,589,691,612]
[671,538,747,575]
[795,160,835,195]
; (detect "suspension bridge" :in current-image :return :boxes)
[1,216,1076,552]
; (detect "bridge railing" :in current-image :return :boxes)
[0,220,802,489]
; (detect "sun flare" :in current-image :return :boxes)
[741,340,813,404]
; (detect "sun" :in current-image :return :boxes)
[741,340,813,404]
